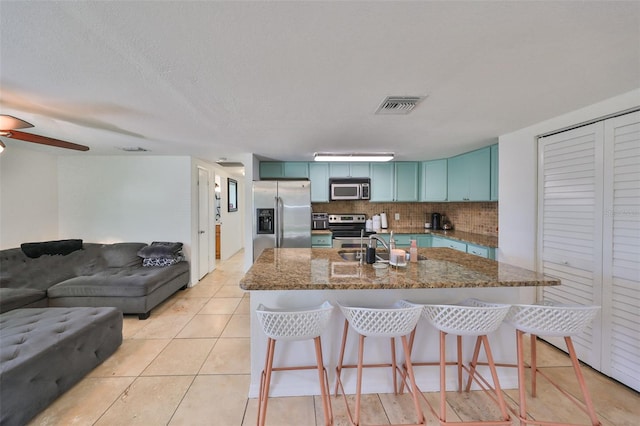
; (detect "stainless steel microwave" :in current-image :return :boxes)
[329,178,370,200]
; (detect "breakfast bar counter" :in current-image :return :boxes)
[240,248,560,398]
[239,247,553,291]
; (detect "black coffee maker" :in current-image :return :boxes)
[431,213,442,230]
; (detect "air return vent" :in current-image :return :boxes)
[375,96,425,114]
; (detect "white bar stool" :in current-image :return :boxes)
[409,299,511,425]
[334,300,425,426]
[505,302,601,426]
[255,301,334,426]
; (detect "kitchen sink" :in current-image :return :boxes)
[338,250,426,262]
[338,250,362,261]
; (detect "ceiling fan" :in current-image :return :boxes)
[0,114,90,152]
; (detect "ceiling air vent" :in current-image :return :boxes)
[120,146,149,152]
[375,96,425,115]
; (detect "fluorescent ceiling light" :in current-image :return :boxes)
[314,152,394,162]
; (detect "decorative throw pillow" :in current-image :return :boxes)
[21,239,83,258]
[137,242,183,259]
[142,255,184,267]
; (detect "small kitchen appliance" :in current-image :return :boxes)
[431,213,442,230]
[312,212,329,230]
[329,178,370,201]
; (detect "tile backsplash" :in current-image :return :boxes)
[312,201,498,237]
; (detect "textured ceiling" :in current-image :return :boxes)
[1,1,639,164]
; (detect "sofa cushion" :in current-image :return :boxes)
[20,239,83,258]
[137,242,183,259]
[100,243,146,268]
[47,261,190,298]
[0,288,47,313]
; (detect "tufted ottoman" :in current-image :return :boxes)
[0,307,123,426]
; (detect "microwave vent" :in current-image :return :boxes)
[375,96,425,115]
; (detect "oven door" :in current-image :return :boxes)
[330,183,360,200]
[332,237,365,249]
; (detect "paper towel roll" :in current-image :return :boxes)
[380,213,388,229]
[372,215,381,232]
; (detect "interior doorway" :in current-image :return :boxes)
[214,174,222,260]
[197,167,210,279]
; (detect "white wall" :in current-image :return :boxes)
[242,153,258,272]
[0,147,59,249]
[498,88,639,274]
[58,155,194,277]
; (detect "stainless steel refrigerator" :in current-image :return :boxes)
[252,180,311,261]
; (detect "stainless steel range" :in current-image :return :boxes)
[328,214,376,248]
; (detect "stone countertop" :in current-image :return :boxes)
[239,248,559,291]
[311,229,332,235]
[377,228,498,248]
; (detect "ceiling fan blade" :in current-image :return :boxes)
[7,130,90,151]
[0,114,34,130]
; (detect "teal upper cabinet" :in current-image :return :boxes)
[260,162,308,179]
[394,162,419,201]
[370,163,395,201]
[490,144,499,201]
[283,162,309,178]
[420,159,447,201]
[447,147,491,201]
[260,162,284,178]
[370,162,419,202]
[329,162,370,178]
[309,162,330,202]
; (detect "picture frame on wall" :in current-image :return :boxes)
[228,178,238,212]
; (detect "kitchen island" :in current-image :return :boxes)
[240,247,559,398]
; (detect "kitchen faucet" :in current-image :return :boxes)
[369,231,392,252]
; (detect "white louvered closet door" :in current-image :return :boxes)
[538,122,603,368]
[601,111,640,391]
[539,110,640,391]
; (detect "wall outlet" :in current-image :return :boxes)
[395,213,400,220]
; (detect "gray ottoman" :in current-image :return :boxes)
[0,307,123,426]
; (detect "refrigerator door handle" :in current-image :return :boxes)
[274,196,280,247]
[277,196,284,247]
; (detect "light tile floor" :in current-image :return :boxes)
[29,250,639,425]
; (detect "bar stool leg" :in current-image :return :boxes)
[481,335,510,421]
[565,336,600,426]
[530,333,538,397]
[257,338,276,426]
[439,331,448,423]
[335,319,350,396]
[314,336,333,426]
[391,337,398,394]
[516,329,528,425]
[355,334,366,426]
[401,335,425,425]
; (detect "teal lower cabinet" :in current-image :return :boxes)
[393,234,413,247]
[415,235,431,248]
[467,243,496,260]
[431,236,466,252]
[311,234,332,248]
[378,234,431,248]
[432,236,495,259]
[370,233,494,258]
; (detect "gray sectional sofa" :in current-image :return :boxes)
[0,240,190,425]
[0,240,190,319]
